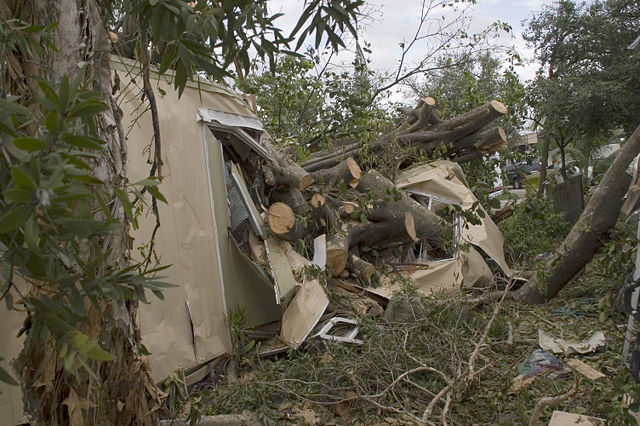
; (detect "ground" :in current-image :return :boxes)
[161,209,640,425]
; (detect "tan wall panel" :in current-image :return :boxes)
[118,71,243,380]
[0,297,25,424]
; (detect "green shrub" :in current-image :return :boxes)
[499,196,570,265]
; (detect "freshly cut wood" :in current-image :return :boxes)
[339,202,358,217]
[405,96,436,133]
[347,157,362,187]
[347,254,375,280]
[267,202,304,241]
[327,233,349,276]
[405,212,418,242]
[311,193,326,208]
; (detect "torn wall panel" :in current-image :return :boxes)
[280,278,329,347]
[396,161,512,277]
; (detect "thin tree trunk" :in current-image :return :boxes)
[13,0,161,424]
[537,137,550,197]
[516,123,640,304]
[559,141,568,180]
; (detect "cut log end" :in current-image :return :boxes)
[311,193,326,208]
[497,126,507,141]
[347,157,362,187]
[490,100,508,115]
[422,96,436,107]
[327,235,348,276]
[267,202,295,235]
[299,174,313,191]
[404,212,418,242]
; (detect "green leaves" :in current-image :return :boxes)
[0,205,32,233]
[13,137,46,152]
[60,134,105,150]
[291,0,363,51]
[0,72,172,378]
[69,331,114,362]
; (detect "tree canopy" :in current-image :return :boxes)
[524,0,640,143]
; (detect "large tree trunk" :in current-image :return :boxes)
[12,1,161,424]
[302,99,507,171]
[516,124,640,304]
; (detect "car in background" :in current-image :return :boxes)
[503,160,541,189]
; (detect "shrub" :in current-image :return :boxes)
[499,196,570,265]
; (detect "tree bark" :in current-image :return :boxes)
[516,124,640,304]
[302,100,507,171]
[356,170,442,245]
[537,137,550,197]
[12,1,161,424]
[346,253,375,281]
[310,156,361,187]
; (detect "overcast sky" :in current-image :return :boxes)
[269,0,553,94]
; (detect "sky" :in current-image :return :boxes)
[268,0,554,94]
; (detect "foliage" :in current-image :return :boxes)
[105,0,364,95]
[161,372,187,417]
[243,46,394,153]
[186,294,510,424]
[523,0,640,176]
[499,196,570,265]
[0,71,172,384]
[1,0,367,399]
[414,51,526,205]
[419,51,525,137]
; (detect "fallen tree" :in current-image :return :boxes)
[302,98,508,171]
[242,96,508,282]
[515,123,640,304]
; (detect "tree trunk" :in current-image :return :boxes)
[356,170,443,245]
[516,124,640,304]
[558,140,568,180]
[537,137,550,197]
[302,100,508,171]
[13,1,161,424]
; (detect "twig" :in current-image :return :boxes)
[441,392,452,426]
[468,284,509,378]
[528,374,579,426]
[423,284,509,423]
[138,33,163,272]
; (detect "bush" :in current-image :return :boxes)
[499,196,570,265]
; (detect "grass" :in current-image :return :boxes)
[175,218,640,425]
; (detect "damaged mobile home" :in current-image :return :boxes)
[0,56,512,423]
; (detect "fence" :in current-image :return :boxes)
[546,174,584,223]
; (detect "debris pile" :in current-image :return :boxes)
[216,96,513,347]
